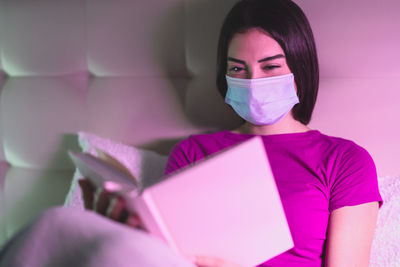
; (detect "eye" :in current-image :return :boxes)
[229,66,245,73]
[263,65,280,70]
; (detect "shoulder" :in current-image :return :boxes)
[310,131,377,183]
[317,133,382,211]
[315,131,372,162]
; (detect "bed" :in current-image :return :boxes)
[0,0,399,265]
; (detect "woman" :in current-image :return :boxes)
[93,0,381,266]
[0,0,382,266]
[85,0,381,266]
[159,0,382,266]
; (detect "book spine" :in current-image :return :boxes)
[140,192,181,255]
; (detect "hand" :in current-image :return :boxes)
[78,178,144,229]
[191,255,243,267]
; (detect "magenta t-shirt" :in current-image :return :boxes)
[164,130,383,266]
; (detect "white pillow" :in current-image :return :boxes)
[64,132,168,209]
[370,175,400,267]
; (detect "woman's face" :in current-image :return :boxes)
[226,28,292,79]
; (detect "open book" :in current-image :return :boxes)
[68,136,293,267]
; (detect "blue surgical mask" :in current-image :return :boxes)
[225,73,299,125]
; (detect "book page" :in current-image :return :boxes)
[94,147,139,187]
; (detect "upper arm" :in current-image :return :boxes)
[325,201,379,267]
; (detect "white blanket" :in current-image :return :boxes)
[0,208,195,267]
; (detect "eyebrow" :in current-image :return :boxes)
[227,54,285,64]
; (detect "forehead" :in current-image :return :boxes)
[227,28,285,58]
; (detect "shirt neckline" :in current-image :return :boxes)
[222,129,321,143]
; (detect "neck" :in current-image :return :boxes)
[232,112,311,136]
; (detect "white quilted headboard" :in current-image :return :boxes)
[0,0,399,245]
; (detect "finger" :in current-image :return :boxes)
[192,255,222,267]
[78,178,95,191]
[192,256,241,267]
[78,178,95,210]
[125,212,145,230]
[106,196,125,220]
[93,187,110,215]
[92,187,102,211]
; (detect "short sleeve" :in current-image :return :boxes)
[329,144,383,212]
[163,139,193,176]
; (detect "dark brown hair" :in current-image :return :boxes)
[216,0,319,125]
